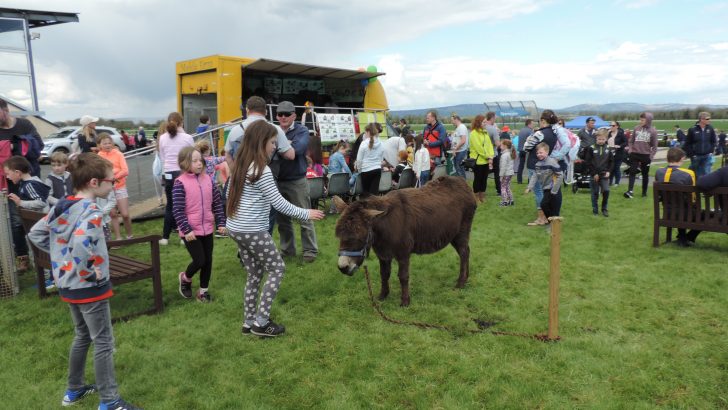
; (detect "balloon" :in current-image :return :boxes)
[357,67,365,72]
[368,77,378,84]
[361,79,369,87]
[366,65,377,73]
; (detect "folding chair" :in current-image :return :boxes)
[307,176,326,209]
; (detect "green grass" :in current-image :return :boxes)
[1,182,727,409]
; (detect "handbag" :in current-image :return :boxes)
[461,157,477,170]
[461,130,488,170]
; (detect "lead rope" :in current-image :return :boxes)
[362,266,557,342]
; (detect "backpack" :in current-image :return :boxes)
[563,128,581,162]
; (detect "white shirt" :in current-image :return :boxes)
[452,123,469,153]
[381,136,407,168]
[413,147,430,178]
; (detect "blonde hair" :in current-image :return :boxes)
[96,132,113,145]
[177,146,199,172]
[196,139,212,155]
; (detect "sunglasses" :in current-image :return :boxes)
[100,178,117,184]
[276,112,293,118]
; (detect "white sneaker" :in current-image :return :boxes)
[158,238,169,246]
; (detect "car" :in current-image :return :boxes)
[41,126,126,162]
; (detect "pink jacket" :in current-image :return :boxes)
[172,172,226,237]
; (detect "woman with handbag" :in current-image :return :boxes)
[468,114,494,203]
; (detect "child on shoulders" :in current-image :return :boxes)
[525,143,563,224]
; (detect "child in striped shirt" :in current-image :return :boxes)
[225,121,324,337]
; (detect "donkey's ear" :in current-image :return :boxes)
[363,209,384,218]
[333,196,348,212]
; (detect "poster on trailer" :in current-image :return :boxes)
[317,113,356,142]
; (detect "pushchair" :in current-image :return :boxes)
[567,159,591,193]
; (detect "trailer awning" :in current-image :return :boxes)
[0,7,79,28]
[244,58,384,80]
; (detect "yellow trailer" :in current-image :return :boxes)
[176,55,389,146]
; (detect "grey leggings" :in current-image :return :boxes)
[230,230,285,326]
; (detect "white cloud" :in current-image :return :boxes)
[382,41,728,110]
[615,0,660,9]
[710,42,728,51]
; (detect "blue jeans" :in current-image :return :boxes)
[690,154,712,179]
[68,300,119,403]
[453,151,467,178]
[527,169,543,210]
[419,170,430,187]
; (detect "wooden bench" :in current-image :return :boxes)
[19,209,163,321]
[652,183,728,247]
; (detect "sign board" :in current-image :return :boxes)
[495,108,529,117]
[318,113,356,142]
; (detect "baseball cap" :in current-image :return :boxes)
[80,115,99,126]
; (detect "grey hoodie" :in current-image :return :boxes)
[28,197,113,303]
[629,112,658,159]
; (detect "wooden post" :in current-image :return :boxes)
[547,217,563,341]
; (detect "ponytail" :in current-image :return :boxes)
[365,122,380,149]
[166,112,183,137]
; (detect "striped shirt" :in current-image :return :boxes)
[226,165,309,233]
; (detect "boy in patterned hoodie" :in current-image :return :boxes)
[28,153,141,410]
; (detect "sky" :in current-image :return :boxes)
[4,0,728,121]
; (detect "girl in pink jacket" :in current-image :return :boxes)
[172,147,227,303]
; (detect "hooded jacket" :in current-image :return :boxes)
[685,122,717,157]
[629,112,658,159]
[28,197,113,304]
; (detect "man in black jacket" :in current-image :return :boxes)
[684,112,717,178]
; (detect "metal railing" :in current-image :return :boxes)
[0,192,19,298]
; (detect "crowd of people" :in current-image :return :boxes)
[3,94,728,409]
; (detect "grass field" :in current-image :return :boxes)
[1,179,727,409]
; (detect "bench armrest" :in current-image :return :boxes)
[107,234,162,248]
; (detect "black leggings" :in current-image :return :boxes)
[162,171,180,239]
[182,234,214,288]
[627,153,651,195]
[472,164,489,193]
[360,169,382,197]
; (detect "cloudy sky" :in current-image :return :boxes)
[5,0,728,121]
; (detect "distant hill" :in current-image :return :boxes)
[390,102,728,118]
[390,104,484,118]
[556,103,728,114]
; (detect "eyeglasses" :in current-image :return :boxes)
[276,112,293,118]
[100,178,117,184]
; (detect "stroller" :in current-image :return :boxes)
[567,159,591,193]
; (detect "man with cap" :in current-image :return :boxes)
[275,101,319,263]
[578,117,597,151]
[224,96,293,167]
